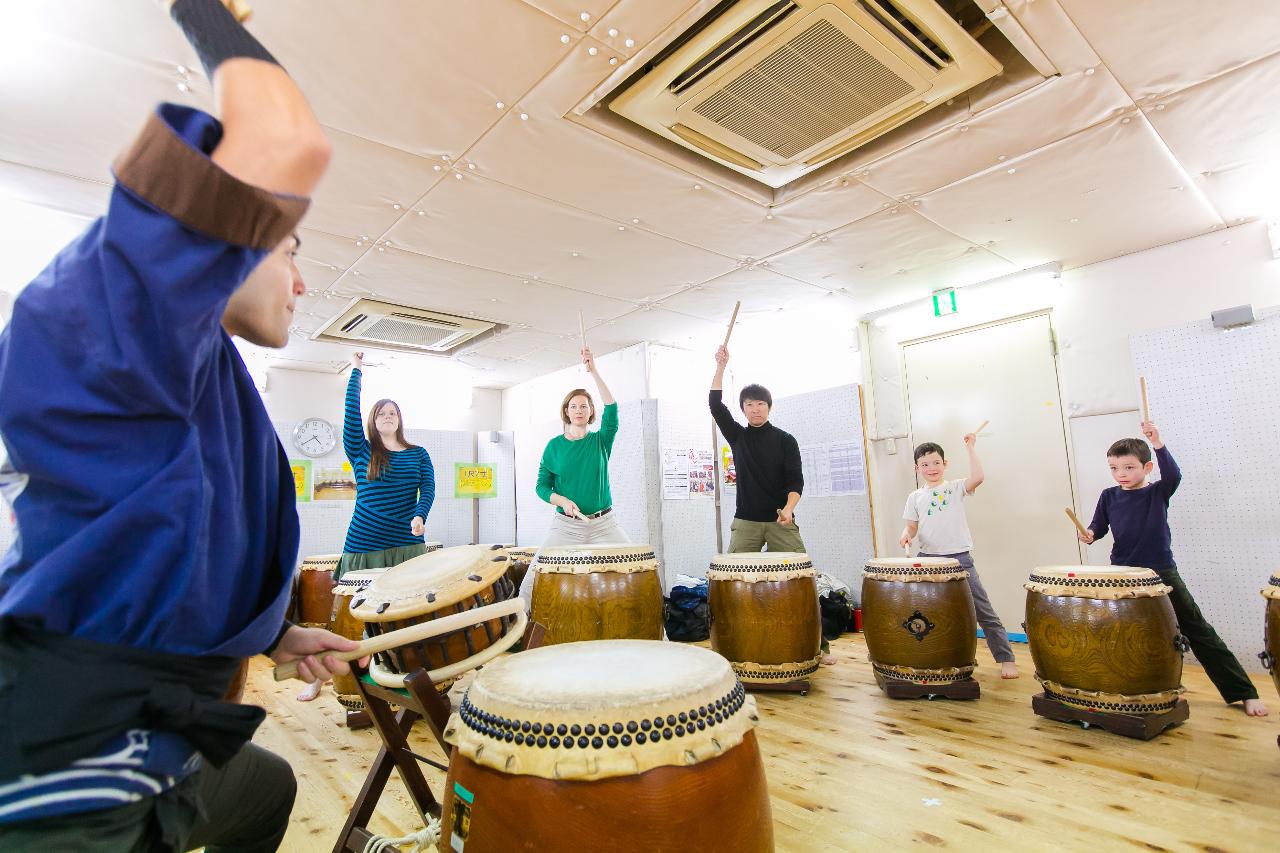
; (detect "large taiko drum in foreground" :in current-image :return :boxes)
[530,545,664,645]
[1025,566,1185,714]
[707,552,821,686]
[1260,574,1280,699]
[350,545,526,691]
[439,640,773,853]
[296,554,340,627]
[861,557,977,689]
[329,569,386,712]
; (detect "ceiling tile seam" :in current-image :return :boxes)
[887,207,1020,269]
[404,167,745,265]
[0,158,115,193]
[323,241,644,313]
[1045,3,1228,230]
[1142,42,1280,103]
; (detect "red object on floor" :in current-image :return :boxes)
[852,608,863,632]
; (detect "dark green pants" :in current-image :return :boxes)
[1156,566,1258,704]
[0,743,295,853]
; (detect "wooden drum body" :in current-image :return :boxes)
[329,569,385,711]
[439,640,773,853]
[351,545,521,690]
[1025,567,1185,714]
[296,554,339,627]
[861,558,977,688]
[1260,574,1280,699]
[707,552,821,686]
[506,546,536,593]
[530,546,664,646]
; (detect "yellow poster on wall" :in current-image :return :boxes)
[289,459,313,502]
[455,463,497,499]
[721,444,736,487]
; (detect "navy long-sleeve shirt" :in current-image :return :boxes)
[1088,445,1182,569]
[709,390,803,523]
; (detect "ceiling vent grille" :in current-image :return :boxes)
[313,299,497,354]
[610,0,1001,188]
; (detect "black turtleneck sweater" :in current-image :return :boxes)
[709,390,804,522]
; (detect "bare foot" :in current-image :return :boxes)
[296,679,325,702]
[1242,698,1269,717]
[999,661,1019,679]
[820,654,837,666]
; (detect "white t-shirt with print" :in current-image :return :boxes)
[903,478,973,554]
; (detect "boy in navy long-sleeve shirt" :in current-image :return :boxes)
[1082,422,1266,716]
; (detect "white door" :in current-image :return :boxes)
[902,313,1078,636]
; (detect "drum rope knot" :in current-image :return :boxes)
[360,816,441,852]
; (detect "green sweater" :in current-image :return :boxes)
[535,402,618,515]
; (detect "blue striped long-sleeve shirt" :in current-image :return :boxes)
[341,369,435,554]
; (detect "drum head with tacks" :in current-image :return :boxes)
[300,554,340,571]
[1025,565,1168,598]
[533,544,658,575]
[333,569,383,591]
[349,544,510,622]
[444,640,758,782]
[707,551,813,581]
[863,555,965,581]
[424,541,444,552]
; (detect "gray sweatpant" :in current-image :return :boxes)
[517,510,632,607]
[919,550,1015,664]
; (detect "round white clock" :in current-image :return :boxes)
[292,417,337,458]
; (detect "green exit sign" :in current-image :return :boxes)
[932,289,957,316]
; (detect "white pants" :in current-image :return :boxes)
[517,510,631,606]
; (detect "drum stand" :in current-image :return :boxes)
[1031,692,1190,740]
[332,621,547,853]
[745,678,811,695]
[875,674,980,700]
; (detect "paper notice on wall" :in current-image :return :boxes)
[828,440,866,495]
[662,447,690,500]
[688,449,715,499]
[799,441,866,497]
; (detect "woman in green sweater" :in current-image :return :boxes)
[518,346,628,603]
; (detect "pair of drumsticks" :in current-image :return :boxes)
[1065,375,1152,539]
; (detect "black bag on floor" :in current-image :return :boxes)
[664,581,710,642]
[819,589,855,641]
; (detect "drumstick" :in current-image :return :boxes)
[578,311,587,350]
[272,598,524,681]
[1139,376,1150,423]
[972,420,989,435]
[722,301,741,348]
[1064,507,1089,537]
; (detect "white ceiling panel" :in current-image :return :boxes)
[657,267,832,320]
[1053,0,1280,99]
[598,306,720,350]
[521,1,618,32]
[769,179,892,245]
[294,228,370,293]
[341,246,635,336]
[857,67,1132,200]
[385,174,733,301]
[245,0,572,158]
[919,115,1223,268]
[0,160,111,220]
[1142,53,1280,224]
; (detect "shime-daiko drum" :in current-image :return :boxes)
[329,569,385,713]
[296,554,340,627]
[439,640,773,853]
[1261,573,1280,700]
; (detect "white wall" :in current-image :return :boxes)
[863,220,1280,556]
[258,363,503,433]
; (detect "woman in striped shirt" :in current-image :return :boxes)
[299,351,435,701]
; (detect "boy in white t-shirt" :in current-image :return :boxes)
[899,433,1018,679]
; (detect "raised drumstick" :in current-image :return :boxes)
[1139,376,1150,423]
[722,301,741,348]
[972,420,989,435]
[226,0,252,21]
[1064,507,1089,537]
[578,311,587,351]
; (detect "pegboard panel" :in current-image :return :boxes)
[1130,307,1280,671]
[477,430,516,546]
[512,401,656,550]
[275,421,477,562]
[655,399,720,588]
[720,385,875,593]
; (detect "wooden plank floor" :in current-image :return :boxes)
[246,636,1280,852]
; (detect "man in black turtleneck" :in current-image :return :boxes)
[709,345,805,553]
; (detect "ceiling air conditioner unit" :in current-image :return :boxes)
[312,298,496,354]
[610,0,1002,188]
